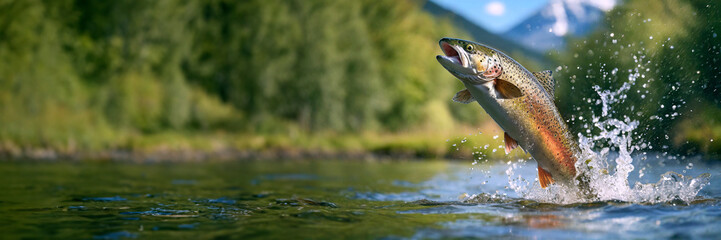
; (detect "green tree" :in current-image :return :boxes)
[555,0,721,155]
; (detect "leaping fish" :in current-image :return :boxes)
[436,38,583,189]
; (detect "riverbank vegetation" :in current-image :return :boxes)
[0,0,505,160]
[0,0,718,160]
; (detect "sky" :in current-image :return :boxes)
[430,0,617,34]
[430,0,549,34]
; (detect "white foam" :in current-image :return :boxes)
[504,76,710,204]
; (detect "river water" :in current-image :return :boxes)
[0,156,718,239]
[2,69,718,239]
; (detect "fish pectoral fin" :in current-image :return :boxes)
[503,132,519,154]
[538,166,555,189]
[494,79,524,99]
[452,89,475,104]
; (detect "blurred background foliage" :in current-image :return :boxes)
[0,0,482,157]
[553,0,721,156]
[0,0,718,158]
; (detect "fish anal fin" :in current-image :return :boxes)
[452,89,474,104]
[538,166,555,188]
[503,132,519,154]
[494,79,523,99]
[533,70,555,99]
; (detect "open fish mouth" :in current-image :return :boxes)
[438,41,468,68]
[437,40,484,82]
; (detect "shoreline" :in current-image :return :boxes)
[0,124,509,162]
[0,147,475,162]
[1,146,717,163]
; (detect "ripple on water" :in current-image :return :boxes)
[81,196,127,202]
[275,198,338,208]
[177,223,199,229]
[392,196,721,239]
[193,197,236,204]
[92,231,138,240]
[120,208,198,218]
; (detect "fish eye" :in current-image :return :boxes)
[465,44,474,52]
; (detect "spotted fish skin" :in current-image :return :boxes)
[436,37,580,188]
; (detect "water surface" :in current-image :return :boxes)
[0,158,719,239]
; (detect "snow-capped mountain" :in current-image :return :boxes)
[504,0,616,53]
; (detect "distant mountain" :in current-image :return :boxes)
[503,0,610,53]
[422,1,547,64]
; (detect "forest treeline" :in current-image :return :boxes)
[0,0,478,152]
[553,0,721,155]
[0,0,718,157]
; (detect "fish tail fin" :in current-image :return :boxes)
[538,166,554,188]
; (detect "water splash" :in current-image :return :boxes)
[501,76,710,204]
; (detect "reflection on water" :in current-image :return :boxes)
[0,158,719,239]
[522,214,563,229]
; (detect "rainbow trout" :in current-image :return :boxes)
[436,38,581,189]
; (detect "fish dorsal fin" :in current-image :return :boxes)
[538,166,555,188]
[494,79,523,99]
[533,70,555,98]
[504,132,518,154]
[452,89,475,104]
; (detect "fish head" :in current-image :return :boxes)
[436,38,503,84]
